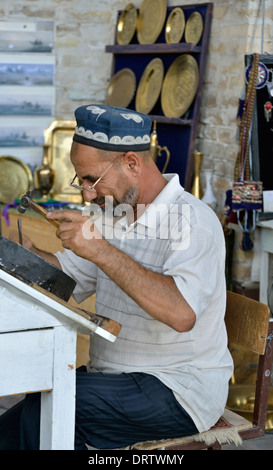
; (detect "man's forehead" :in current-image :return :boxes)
[71,140,98,158]
[71,142,103,166]
[70,143,102,177]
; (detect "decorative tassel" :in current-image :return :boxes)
[241,232,253,251]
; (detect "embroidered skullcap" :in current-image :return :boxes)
[73,104,152,152]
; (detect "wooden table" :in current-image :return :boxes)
[0,269,120,450]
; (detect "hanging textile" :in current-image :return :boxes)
[234,53,259,182]
[231,53,263,249]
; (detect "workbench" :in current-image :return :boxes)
[0,268,119,449]
[0,205,95,367]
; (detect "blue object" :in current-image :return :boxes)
[73,104,152,152]
[0,370,198,449]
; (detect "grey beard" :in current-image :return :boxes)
[120,186,138,208]
[104,186,138,216]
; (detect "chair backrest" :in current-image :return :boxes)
[225,291,270,355]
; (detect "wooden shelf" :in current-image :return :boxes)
[149,115,192,126]
[106,2,213,190]
[105,43,201,55]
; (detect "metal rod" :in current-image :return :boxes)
[17,218,23,245]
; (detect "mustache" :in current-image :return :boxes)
[92,188,138,213]
[92,196,106,205]
[92,196,118,206]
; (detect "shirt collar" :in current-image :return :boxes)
[115,173,184,233]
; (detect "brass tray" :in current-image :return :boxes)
[117,3,138,45]
[43,120,82,203]
[137,0,167,44]
[135,58,164,114]
[165,7,185,44]
[0,155,33,203]
[106,68,136,108]
[185,11,203,46]
[161,54,199,118]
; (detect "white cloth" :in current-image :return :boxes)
[55,174,233,433]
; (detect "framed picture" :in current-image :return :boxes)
[0,86,55,116]
[0,20,54,53]
[0,116,54,169]
[0,54,55,86]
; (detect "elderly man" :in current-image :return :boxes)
[0,104,233,449]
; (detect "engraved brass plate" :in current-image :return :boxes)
[43,120,82,203]
[117,3,138,45]
[135,58,164,114]
[161,54,199,118]
[137,0,167,44]
[0,155,33,203]
[165,7,185,44]
[185,11,203,46]
[106,68,136,108]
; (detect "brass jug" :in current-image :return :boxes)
[191,151,204,199]
[34,144,55,198]
[150,121,170,174]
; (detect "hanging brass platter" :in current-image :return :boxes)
[106,68,136,108]
[0,155,33,203]
[137,0,167,44]
[165,7,185,44]
[116,3,138,45]
[135,58,164,114]
[161,54,199,118]
[185,11,203,45]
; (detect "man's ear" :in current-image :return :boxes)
[123,152,140,175]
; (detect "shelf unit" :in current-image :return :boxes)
[105,2,213,190]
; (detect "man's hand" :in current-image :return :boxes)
[47,210,105,260]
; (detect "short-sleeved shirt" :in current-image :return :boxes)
[55,174,233,433]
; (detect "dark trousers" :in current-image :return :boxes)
[0,368,198,450]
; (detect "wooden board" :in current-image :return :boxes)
[32,283,122,338]
[225,291,270,355]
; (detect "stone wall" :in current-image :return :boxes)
[1,0,272,288]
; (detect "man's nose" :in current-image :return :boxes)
[83,188,97,202]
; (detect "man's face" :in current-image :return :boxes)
[70,142,139,214]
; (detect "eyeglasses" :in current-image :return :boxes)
[70,154,124,193]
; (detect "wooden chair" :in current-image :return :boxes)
[127,292,273,450]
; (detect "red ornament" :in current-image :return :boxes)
[264,101,272,121]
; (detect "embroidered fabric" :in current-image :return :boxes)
[74,126,151,145]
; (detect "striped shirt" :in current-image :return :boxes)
[55,174,233,433]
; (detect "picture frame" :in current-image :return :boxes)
[0,54,55,87]
[0,20,55,54]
